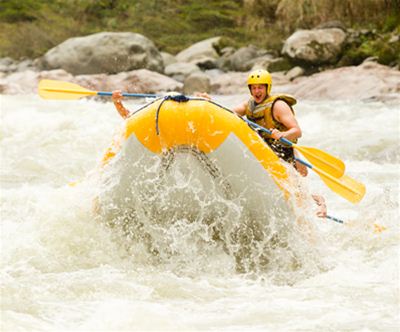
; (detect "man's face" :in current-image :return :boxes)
[250,84,267,104]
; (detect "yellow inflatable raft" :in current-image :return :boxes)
[98,96,296,222]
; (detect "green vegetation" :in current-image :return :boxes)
[339,27,400,66]
[0,0,399,66]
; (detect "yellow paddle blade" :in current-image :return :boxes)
[313,167,366,204]
[38,79,97,100]
[294,145,345,178]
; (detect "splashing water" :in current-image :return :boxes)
[1,94,399,331]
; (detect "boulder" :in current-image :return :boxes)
[39,32,164,75]
[250,55,275,71]
[285,66,305,81]
[251,56,292,73]
[183,72,211,95]
[161,52,177,67]
[176,37,221,68]
[282,28,347,65]
[220,47,236,57]
[210,72,248,95]
[164,62,201,82]
[188,56,218,70]
[204,68,225,79]
[219,45,270,71]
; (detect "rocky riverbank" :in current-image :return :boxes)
[1,28,399,103]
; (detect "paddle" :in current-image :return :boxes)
[244,119,345,178]
[38,79,159,100]
[244,119,365,203]
[295,157,365,204]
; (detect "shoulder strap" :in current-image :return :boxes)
[270,94,296,123]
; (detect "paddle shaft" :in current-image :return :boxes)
[325,215,344,224]
[244,118,293,146]
[97,91,159,98]
[326,215,344,224]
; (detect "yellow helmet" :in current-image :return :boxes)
[247,69,272,94]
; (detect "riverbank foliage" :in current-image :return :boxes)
[0,0,399,66]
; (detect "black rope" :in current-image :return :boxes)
[156,94,191,135]
[164,94,190,102]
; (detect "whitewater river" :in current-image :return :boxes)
[1,94,399,331]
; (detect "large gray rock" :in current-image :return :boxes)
[183,72,211,95]
[282,28,347,65]
[250,55,275,71]
[39,32,164,75]
[161,52,177,67]
[219,45,270,72]
[252,57,292,73]
[209,71,249,95]
[285,66,305,81]
[164,62,201,82]
[176,37,221,68]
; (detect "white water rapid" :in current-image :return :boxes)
[1,94,399,331]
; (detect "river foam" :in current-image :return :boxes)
[1,94,399,331]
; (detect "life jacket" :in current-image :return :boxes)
[245,94,298,146]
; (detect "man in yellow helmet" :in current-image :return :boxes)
[233,69,304,172]
[233,69,326,217]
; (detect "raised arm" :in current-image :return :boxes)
[112,90,130,119]
[231,100,247,117]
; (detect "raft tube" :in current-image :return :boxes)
[98,96,297,223]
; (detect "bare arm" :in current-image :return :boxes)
[270,100,302,141]
[112,90,130,119]
[232,100,247,117]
